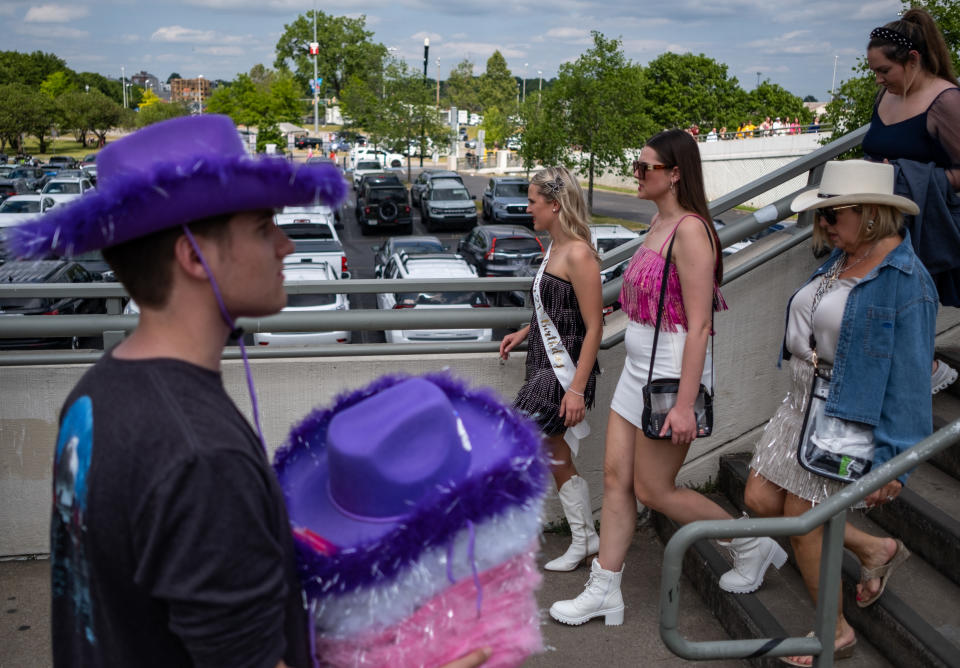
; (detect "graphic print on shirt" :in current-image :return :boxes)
[51,395,96,646]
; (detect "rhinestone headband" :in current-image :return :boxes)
[541,178,566,198]
[870,26,914,51]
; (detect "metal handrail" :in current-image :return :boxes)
[0,124,864,362]
[659,420,960,666]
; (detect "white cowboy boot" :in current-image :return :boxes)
[718,535,788,594]
[544,475,600,572]
[549,558,625,626]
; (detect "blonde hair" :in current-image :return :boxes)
[812,204,903,252]
[530,166,597,259]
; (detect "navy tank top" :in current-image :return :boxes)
[862,89,956,167]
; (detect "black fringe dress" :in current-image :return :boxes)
[513,272,600,436]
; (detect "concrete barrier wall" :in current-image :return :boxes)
[5,236,959,556]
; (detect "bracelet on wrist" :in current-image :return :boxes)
[567,388,585,397]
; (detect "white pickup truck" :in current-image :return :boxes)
[275,205,351,279]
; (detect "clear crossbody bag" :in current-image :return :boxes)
[797,263,875,482]
[641,220,714,441]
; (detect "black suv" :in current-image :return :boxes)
[410,169,463,206]
[355,181,413,235]
[457,225,544,277]
[0,260,106,349]
[295,136,324,149]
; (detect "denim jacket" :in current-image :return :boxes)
[781,233,937,484]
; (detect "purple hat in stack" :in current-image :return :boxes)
[7,114,347,258]
[274,373,549,667]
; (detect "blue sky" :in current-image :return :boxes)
[2,0,902,100]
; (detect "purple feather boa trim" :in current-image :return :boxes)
[273,372,550,598]
[7,154,348,259]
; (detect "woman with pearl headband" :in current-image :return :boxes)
[863,7,960,394]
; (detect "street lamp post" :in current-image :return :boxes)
[121,65,127,109]
[522,63,528,103]
[537,70,542,107]
[421,38,429,168]
[312,5,319,134]
[436,58,440,108]
[830,55,839,101]
[197,75,203,114]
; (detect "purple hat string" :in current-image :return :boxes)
[181,224,267,452]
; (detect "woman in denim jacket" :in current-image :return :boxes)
[740,160,936,666]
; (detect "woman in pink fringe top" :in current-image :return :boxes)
[550,129,788,627]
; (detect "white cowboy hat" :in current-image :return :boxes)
[790,160,919,215]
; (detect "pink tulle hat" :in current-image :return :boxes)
[7,114,347,259]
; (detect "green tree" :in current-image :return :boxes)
[207,66,306,129]
[76,72,123,104]
[444,60,482,112]
[478,51,516,114]
[135,100,190,128]
[256,121,286,154]
[747,80,811,124]
[0,50,67,87]
[40,70,76,99]
[643,52,747,131]
[167,72,181,84]
[916,0,960,74]
[0,82,58,153]
[479,105,514,147]
[549,32,653,209]
[517,91,569,170]
[85,91,124,147]
[273,11,386,100]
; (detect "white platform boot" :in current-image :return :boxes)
[549,558,625,626]
[544,475,600,572]
[718,535,788,594]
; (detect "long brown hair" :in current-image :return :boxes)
[869,8,959,86]
[645,129,723,284]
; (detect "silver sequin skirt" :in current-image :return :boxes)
[750,357,867,508]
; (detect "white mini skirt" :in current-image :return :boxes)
[610,320,712,428]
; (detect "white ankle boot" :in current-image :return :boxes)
[544,475,600,572]
[718,535,788,594]
[550,558,625,626]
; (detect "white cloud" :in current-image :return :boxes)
[15,23,88,39]
[545,27,591,40]
[410,31,443,44]
[23,4,89,23]
[196,46,246,57]
[151,26,248,45]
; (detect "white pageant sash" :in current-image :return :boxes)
[532,244,590,455]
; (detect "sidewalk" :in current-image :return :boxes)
[0,524,743,667]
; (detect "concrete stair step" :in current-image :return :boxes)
[930,390,960,479]
[719,453,960,668]
[652,502,891,668]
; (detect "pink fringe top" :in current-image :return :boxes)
[619,220,727,332]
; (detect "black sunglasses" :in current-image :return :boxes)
[633,160,670,179]
[814,204,861,225]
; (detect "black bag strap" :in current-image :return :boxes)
[645,216,717,391]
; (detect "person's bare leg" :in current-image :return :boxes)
[844,523,899,604]
[743,469,787,518]
[595,411,639,572]
[782,493,855,666]
[547,433,577,488]
[632,435,731,524]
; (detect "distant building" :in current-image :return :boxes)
[325,104,344,125]
[130,71,160,95]
[804,100,828,119]
[171,77,212,111]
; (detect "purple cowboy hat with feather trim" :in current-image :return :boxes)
[6,114,347,259]
[273,372,549,598]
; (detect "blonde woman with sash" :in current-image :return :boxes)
[499,166,603,572]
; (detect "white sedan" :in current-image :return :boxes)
[253,261,351,347]
[0,195,57,227]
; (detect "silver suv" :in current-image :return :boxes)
[481,177,531,226]
[420,179,477,232]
